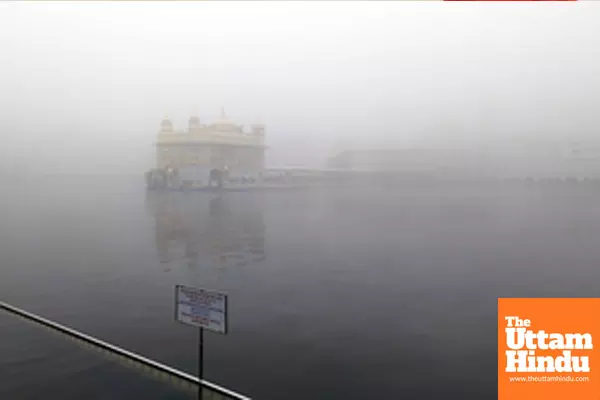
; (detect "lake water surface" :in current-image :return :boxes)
[1,177,600,399]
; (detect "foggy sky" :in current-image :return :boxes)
[1,2,600,175]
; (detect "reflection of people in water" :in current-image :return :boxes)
[149,192,266,270]
[209,195,224,213]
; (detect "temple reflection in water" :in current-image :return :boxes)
[145,192,266,269]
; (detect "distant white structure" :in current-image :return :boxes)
[328,138,600,179]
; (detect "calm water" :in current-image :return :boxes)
[1,177,600,399]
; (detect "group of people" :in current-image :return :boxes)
[146,165,232,189]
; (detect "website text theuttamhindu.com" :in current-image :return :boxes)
[508,376,590,383]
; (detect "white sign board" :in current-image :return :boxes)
[175,285,228,334]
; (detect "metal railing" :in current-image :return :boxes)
[0,301,251,400]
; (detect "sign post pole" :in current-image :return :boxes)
[175,285,227,400]
[198,327,204,400]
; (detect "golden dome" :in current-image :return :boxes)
[160,117,173,127]
[213,107,235,125]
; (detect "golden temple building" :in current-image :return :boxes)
[155,108,266,181]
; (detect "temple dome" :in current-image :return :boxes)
[213,107,236,126]
[160,117,173,128]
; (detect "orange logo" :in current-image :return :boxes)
[498,298,600,400]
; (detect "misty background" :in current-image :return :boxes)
[3,4,600,400]
[1,2,600,176]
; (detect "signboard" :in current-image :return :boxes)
[175,285,228,334]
